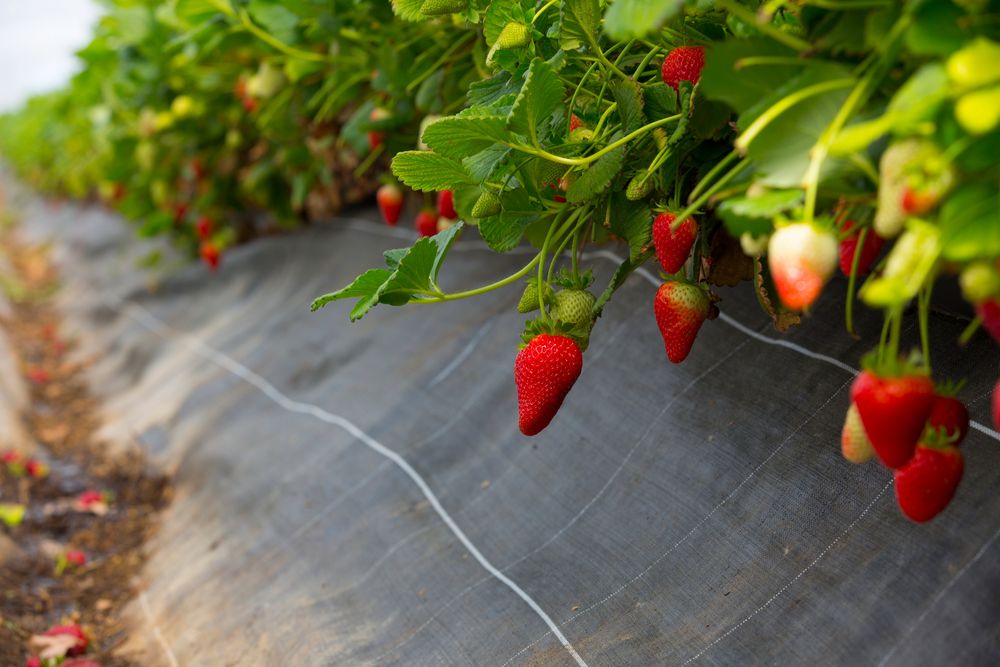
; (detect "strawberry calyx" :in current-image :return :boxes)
[553,267,593,291]
[519,317,587,351]
[858,349,929,379]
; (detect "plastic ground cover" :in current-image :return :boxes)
[6,173,1000,666]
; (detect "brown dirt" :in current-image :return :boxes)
[0,228,171,667]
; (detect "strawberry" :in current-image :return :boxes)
[653,281,709,363]
[376,184,404,226]
[517,280,553,314]
[200,241,221,271]
[841,403,875,464]
[894,443,964,523]
[415,209,438,237]
[851,370,935,469]
[976,298,1000,345]
[661,46,705,93]
[77,490,105,508]
[926,395,970,445]
[2,450,22,465]
[62,661,103,667]
[838,221,885,276]
[495,21,530,49]
[420,0,467,17]
[959,261,1000,304]
[514,334,583,436]
[367,107,390,150]
[195,216,213,241]
[549,289,595,326]
[471,191,502,218]
[767,223,837,310]
[625,171,653,201]
[66,549,87,567]
[436,190,457,219]
[25,658,42,667]
[43,623,88,656]
[25,458,48,479]
[569,114,583,132]
[900,187,938,216]
[652,212,698,274]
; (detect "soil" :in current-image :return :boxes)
[0,228,170,667]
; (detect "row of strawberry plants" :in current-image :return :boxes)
[2,0,1000,523]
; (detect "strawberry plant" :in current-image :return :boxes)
[1,1,998,522]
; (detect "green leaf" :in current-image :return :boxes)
[567,138,626,203]
[508,58,564,143]
[905,1,970,56]
[559,0,600,51]
[421,116,511,158]
[392,0,428,21]
[311,225,463,320]
[463,144,510,182]
[700,38,801,115]
[608,190,652,261]
[643,82,677,119]
[248,0,300,43]
[610,79,645,134]
[604,0,683,41]
[468,72,519,106]
[717,190,801,236]
[173,0,219,23]
[478,189,542,251]
[392,151,475,191]
[940,184,1000,262]
[743,66,854,187]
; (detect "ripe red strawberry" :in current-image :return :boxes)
[62,661,104,667]
[851,370,935,469]
[653,281,709,364]
[767,223,837,310]
[376,184,403,226]
[26,657,42,667]
[66,549,87,567]
[569,114,583,132]
[368,107,390,150]
[841,403,874,464]
[661,46,705,92]
[43,623,88,656]
[415,209,438,237]
[514,334,583,436]
[172,202,188,223]
[200,241,221,271]
[926,395,970,444]
[900,186,938,216]
[195,216,213,241]
[242,96,258,113]
[2,451,21,464]
[77,490,104,508]
[652,212,698,274]
[25,458,48,479]
[437,190,457,219]
[894,443,964,522]
[976,298,1000,345]
[838,221,885,276]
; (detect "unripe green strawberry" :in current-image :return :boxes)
[841,403,875,464]
[946,38,1000,88]
[496,21,530,49]
[517,281,554,314]
[420,0,467,16]
[625,171,654,200]
[739,232,769,256]
[955,86,1000,135]
[471,191,502,218]
[569,128,594,142]
[549,289,595,326]
[960,261,1000,304]
[874,139,922,238]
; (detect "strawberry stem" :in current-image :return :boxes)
[670,158,749,232]
[844,227,868,338]
[918,280,933,370]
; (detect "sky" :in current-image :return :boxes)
[0,0,104,113]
